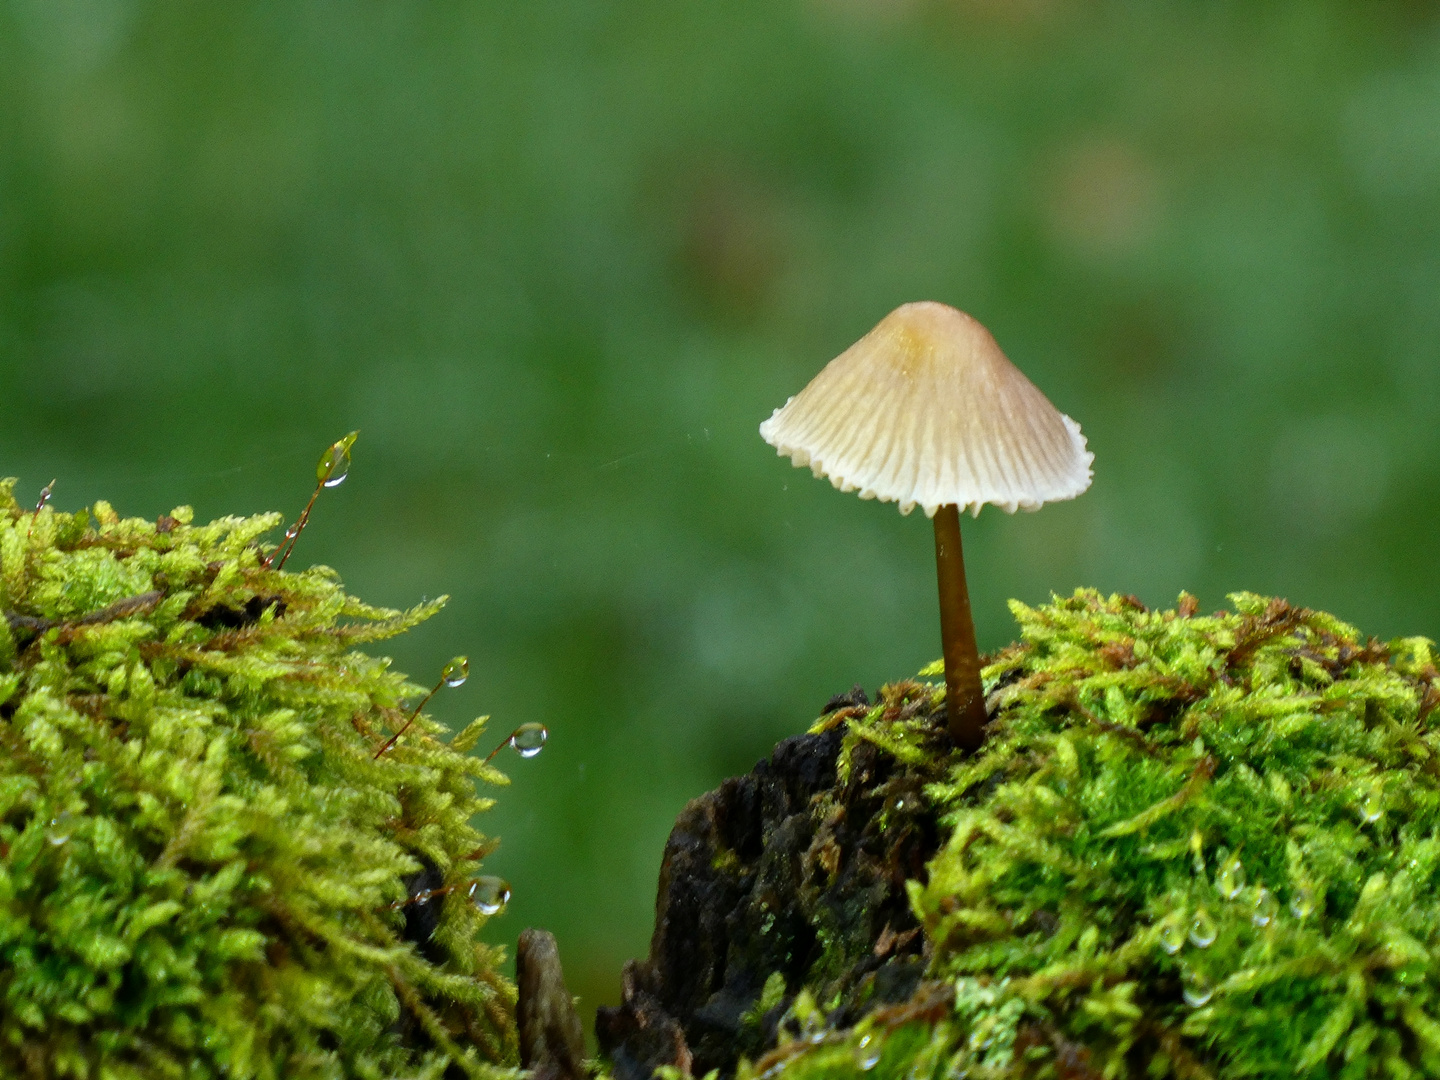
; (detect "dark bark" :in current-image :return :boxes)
[597,715,941,1080]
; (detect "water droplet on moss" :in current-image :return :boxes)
[1182,968,1213,1007]
[1360,779,1384,823]
[1159,918,1186,955]
[854,1034,881,1070]
[511,722,548,758]
[1289,885,1315,920]
[1217,855,1245,900]
[442,656,469,688]
[1188,909,1216,948]
[468,876,510,915]
[1250,887,1277,927]
[46,812,75,845]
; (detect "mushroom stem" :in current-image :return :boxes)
[933,504,987,751]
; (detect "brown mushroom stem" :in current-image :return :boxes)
[933,504,987,751]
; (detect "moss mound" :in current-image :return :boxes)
[673,589,1440,1080]
[0,481,516,1079]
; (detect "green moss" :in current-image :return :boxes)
[0,480,516,1079]
[752,589,1440,1080]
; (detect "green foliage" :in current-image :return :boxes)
[0,480,517,1079]
[5,1,1440,998]
[754,589,1440,1080]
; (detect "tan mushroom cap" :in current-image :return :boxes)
[760,301,1093,518]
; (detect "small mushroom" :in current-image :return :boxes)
[760,301,1092,751]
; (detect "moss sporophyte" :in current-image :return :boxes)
[0,437,544,1078]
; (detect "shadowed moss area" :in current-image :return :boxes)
[686,589,1440,1080]
[0,481,517,1079]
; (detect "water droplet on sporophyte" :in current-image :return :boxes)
[1217,855,1246,900]
[46,812,75,845]
[1182,969,1213,1008]
[510,722,548,758]
[283,524,300,542]
[317,433,357,488]
[468,876,511,915]
[854,1034,881,1071]
[1250,887,1277,927]
[1189,909,1217,948]
[1289,885,1315,920]
[442,656,469,688]
[1159,918,1187,955]
[320,453,349,487]
[1360,779,1384,824]
[884,792,914,814]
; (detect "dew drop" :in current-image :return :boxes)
[1158,918,1186,956]
[884,793,912,814]
[317,434,357,488]
[802,1007,831,1045]
[46,811,75,846]
[510,722,548,759]
[468,876,511,915]
[1250,887,1277,928]
[1188,909,1217,948]
[1289,885,1315,920]
[1182,968,1213,1008]
[442,656,470,688]
[1360,779,1384,824]
[321,455,349,487]
[854,1034,881,1071]
[1217,855,1246,900]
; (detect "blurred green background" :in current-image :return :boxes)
[3,0,1439,1037]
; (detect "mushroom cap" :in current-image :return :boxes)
[759,301,1093,518]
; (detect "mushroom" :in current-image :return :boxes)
[760,301,1092,751]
